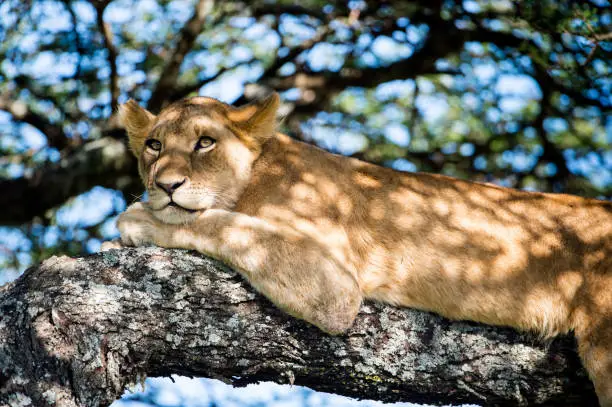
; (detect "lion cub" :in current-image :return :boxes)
[115,93,611,406]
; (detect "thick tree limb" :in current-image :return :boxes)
[0,137,139,225]
[0,247,598,407]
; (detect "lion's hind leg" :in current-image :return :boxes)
[576,312,612,407]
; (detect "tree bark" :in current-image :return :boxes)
[0,247,598,407]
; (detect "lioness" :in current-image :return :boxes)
[113,93,611,406]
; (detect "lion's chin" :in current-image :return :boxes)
[151,205,202,225]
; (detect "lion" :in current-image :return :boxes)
[111,93,611,406]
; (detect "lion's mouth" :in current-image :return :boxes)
[167,201,198,213]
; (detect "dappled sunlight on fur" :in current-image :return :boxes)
[114,93,612,406]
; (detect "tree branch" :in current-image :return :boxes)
[262,38,441,94]
[169,58,256,102]
[464,26,610,110]
[263,26,331,80]
[251,4,327,21]
[0,248,598,407]
[532,67,572,190]
[147,0,215,112]
[95,3,120,111]
[241,17,463,115]
[0,137,139,225]
[0,96,68,151]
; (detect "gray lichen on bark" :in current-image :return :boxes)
[0,247,598,406]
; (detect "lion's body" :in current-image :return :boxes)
[240,133,612,338]
[115,94,612,406]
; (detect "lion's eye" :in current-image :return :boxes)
[195,136,215,151]
[145,139,162,151]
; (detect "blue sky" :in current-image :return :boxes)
[112,376,473,407]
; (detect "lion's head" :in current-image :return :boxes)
[118,93,280,224]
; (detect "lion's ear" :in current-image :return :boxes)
[228,93,280,148]
[118,100,156,156]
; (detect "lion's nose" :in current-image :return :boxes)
[156,178,186,196]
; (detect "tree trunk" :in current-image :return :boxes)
[0,247,598,407]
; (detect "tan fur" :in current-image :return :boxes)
[114,94,612,406]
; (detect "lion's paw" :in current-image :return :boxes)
[116,206,159,247]
[100,239,123,251]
